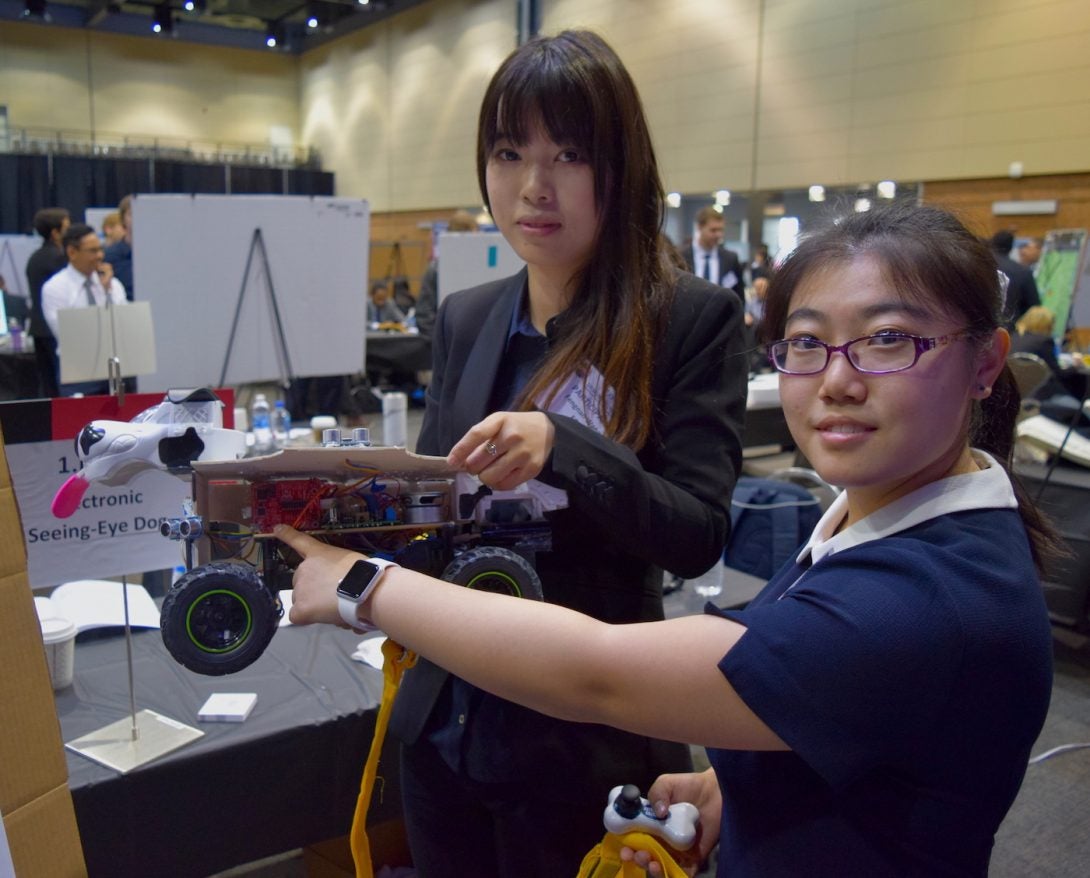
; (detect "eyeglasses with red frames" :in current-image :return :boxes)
[767,331,969,375]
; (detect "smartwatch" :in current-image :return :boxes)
[337,557,399,631]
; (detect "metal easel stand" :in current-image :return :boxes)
[218,227,296,396]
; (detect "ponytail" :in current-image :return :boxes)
[972,364,1067,574]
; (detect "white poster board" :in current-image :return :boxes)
[0,234,40,299]
[57,301,157,383]
[132,195,370,391]
[437,231,523,302]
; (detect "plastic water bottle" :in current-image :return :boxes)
[251,392,274,454]
[272,398,292,448]
[8,318,22,353]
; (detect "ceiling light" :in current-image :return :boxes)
[666,192,682,209]
[877,180,896,199]
[714,189,731,207]
[22,0,48,19]
[152,3,172,34]
[808,184,825,202]
[265,23,285,48]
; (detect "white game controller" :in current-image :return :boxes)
[602,784,699,851]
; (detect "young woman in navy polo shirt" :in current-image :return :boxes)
[281,202,1056,877]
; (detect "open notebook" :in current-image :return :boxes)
[34,580,161,633]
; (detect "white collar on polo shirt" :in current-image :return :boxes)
[797,450,1018,567]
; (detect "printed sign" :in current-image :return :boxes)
[0,391,233,588]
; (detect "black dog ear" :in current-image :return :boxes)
[78,424,107,457]
[158,427,206,471]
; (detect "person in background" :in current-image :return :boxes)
[281,202,1054,877]
[367,280,406,326]
[1,275,30,330]
[339,28,745,878]
[25,207,70,397]
[101,211,125,246]
[41,223,126,395]
[989,229,1040,326]
[747,242,772,286]
[744,275,771,372]
[415,209,479,339]
[683,206,746,301]
[1010,304,1069,400]
[104,195,135,301]
[1016,236,1043,270]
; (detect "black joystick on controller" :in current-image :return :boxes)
[614,784,644,819]
[602,784,699,850]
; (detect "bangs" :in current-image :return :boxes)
[483,50,597,154]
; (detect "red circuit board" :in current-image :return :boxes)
[251,478,326,531]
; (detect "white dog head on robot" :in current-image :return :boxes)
[52,388,246,518]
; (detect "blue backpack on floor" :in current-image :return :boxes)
[724,477,823,579]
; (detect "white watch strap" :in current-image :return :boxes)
[337,557,398,631]
[338,595,379,632]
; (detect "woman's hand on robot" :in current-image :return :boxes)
[448,411,555,491]
[275,524,360,628]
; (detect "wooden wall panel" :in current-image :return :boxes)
[922,174,1090,238]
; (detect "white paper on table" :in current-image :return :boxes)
[351,636,387,670]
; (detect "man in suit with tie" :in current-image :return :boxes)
[683,206,746,301]
[41,223,126,395]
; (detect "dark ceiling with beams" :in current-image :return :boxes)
[0,0,431,53]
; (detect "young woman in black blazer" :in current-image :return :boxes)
[373,29,744,877]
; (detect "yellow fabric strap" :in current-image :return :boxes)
[576,830,692,878]
[349,638,417,878]
[349,641,689,878]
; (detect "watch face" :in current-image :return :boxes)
[337,559,381,600]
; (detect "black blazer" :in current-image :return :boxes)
[683,243,746,301]
[25,243,65,339]
[390,268,747,785]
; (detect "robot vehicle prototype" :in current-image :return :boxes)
[54,389,553,675]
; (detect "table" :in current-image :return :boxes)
[56,624,398,877]
[365,331,432,380]
[744,372,793,450]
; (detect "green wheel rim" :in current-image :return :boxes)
[465,570,521,597]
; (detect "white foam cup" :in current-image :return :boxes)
[40,616,77,689]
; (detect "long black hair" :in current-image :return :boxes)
[475,30,673,448]
[762,201,1062,572]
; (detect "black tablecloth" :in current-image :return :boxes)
[365,332,432,376]
[57,624,397,877]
